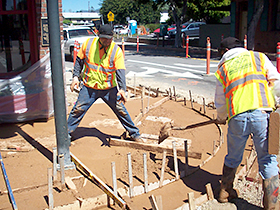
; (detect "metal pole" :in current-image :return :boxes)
[46,0,74,168]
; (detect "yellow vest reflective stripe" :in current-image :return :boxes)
[215,51,275,120]
[81,38,119,89]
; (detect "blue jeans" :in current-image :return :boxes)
[67,85,140,139]
[225,109,279,179]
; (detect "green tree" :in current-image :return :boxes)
[136,0,230,47]
[99,0,161,25]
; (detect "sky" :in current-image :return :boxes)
[62,0,102,12]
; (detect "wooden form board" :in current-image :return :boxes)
[109,134,201,159]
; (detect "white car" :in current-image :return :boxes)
[63,26,97,60]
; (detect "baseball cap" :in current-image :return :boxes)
[220,37,242,49]
[98,24,113,39]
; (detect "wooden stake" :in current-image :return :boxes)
[52,147,57,181]
[127,153,134,197]
[58,154,65,190]
[184,140,189,176]
[189,90,193,108]
[172,141,179,180]
[173,86,176,101]
[48,167,54,210]
[188,192,195,210]
[155,195,163,210]
[184,97,186,106]
[213,140,216,156]
[143,153,148,193]
[205,183,214,200]
[203,98,206,114]
[111,162,117,196]
[149,195,159,210]
[159,150,167,187]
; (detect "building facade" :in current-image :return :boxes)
[231,0,280,53]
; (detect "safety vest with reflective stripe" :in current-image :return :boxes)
[81,38,120,89]
[215,51,275,120]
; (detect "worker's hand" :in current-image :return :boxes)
[70,76,80,92]
[214,118,227,125]
[117,89,127,104]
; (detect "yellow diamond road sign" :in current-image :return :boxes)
[107,11,114,22]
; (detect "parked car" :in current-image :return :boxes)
[153,24,175,37]
[181,22,206,37]
[114,25,128,35]
[63,26,97,60]
[167,22,206,38]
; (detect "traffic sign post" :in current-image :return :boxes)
[107,11,114,26]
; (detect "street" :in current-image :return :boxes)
[64,48,219,105]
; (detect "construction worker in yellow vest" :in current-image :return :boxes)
[215,37,280,209]
[67,24,143,142]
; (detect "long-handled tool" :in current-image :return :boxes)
[158,119,218,144]
[0,152,18,210]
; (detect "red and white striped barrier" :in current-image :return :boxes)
[244,35,247,49]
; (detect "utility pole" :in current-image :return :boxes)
[46,0,74,169]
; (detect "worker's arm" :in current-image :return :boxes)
[70,56,84,92]
[214,78,227,124]
[116,69,127,103]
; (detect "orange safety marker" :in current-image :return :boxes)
[244,35,247,49]
[137,36,139,52]
[206,37,211,75]
[277,42,280,73]
[186,35,190,58]
[122,37,125,59]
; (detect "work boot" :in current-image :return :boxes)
[130,135,146,143]
[263,174,279,210]
[218,164,239,203]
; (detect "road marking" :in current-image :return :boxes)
[174,63,217,68]
[126,67,202,79]
[127,59,215,74]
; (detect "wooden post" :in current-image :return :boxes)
[59,154,65,190]
[155,195,163,210]
[184,140,189,176]
[111,162,117,196]
[188,192,196,210]
[143,153,148,193]
[205,183,214,200]
[52,147,57,181]
[141,86,145,116]
[172,141,179,180]
[184,97,186,106]
[173,86,176,101]
[203,98,206,114]
[159,150,167,187]
[48,167,54,210]
[127,153,134,197]
[149,195,159,210]
[189,90,193,109]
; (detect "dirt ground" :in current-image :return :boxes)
[0,89,268,210]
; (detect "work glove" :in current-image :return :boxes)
[70,76,80,92]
